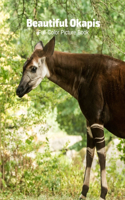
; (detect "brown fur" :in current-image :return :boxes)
[45,51,125,138]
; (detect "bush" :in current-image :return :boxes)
[0,138,125,200]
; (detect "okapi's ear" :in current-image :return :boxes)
[34,41,44,51]
[43,37,55,57]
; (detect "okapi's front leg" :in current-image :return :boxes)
[91,123,108,200]
[80,126,95,199]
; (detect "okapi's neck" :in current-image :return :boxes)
[46,51,88,99]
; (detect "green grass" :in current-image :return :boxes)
[0,144,125,200]
[0,193,125,200]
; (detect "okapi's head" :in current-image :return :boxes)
[16,37,55,98]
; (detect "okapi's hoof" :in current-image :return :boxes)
[79,194,86,199]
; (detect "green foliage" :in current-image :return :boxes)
[117,139,125,163]
[0,140,125,199]
[0,0,125,199]
[57,95,86,135]
[0,138,83,197]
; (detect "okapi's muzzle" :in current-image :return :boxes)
[16,75,32,98]
[16,86,32,98]
[16,86,24,97]
[16,84,32,98]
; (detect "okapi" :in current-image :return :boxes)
[16,37,125,200]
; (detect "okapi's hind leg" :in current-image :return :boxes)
[91,123,108,200]
[80,125,95,199]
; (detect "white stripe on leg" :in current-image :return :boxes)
[97,147,106,159]
[87,147,95,158]
[79,194,86,199]
[102,169,108,189]
[91,123,104,130]
[83,167,91,186]
[87,126,93,138]
[97,146,107,199]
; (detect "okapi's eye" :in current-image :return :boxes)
[31,66,37,73]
